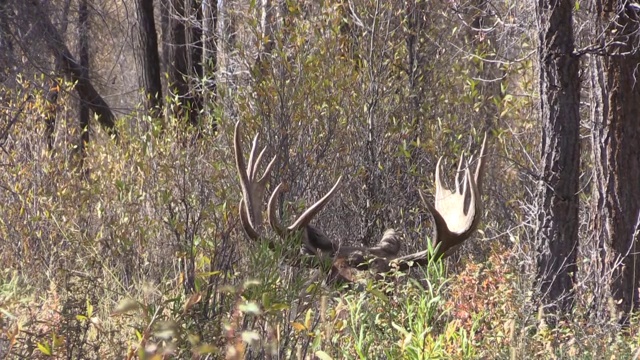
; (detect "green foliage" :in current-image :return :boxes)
[324,261,478,359]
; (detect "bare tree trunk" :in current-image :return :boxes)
[590,0,640,323]
[78,0,90,152]
[162,0,203,127]
[167,0,189,119]
[43,0,72,151]
[189,0,204,127]
[535,0,581,315]
[0,0,12,83]
[202,0,218,131]
[33,2,117,137]
[253,0,276,77]
[136,0,163,117]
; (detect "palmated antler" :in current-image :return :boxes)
[384,133,488,271]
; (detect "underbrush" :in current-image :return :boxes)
[0,97,638,359]
[3,242,640,359]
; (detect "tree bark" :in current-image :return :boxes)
[590,0,640,321]
[161,0,203,127]
[253,0,276,78]
[202,0,218,131]
[78,0,90,150]
[189,0,204,127]
[136,0,163,117]
[43,0,71,150]
[0,0,13,83]
[535,0,581,314]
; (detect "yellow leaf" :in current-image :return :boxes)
[315,350,333,360]
[291,322,307,332]
[183,293,202,313]
[304,309,313,329]
[402,333,413,349]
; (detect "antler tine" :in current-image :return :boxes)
[288,176,343,231]
[247,134,261,180]
[267,176,342,235]
[248,134,277,184]
[234,121,277,240]
[434,157,446,201]
[460,167,477,233]
[234,122,257,234]
[267,177,342,254]
[474,132,488,194]
[267,182,287,237]
[239,200,261,240]
[258,151,277,186]
[455,152,465,194]
[247,134,267,180]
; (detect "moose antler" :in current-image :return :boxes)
[386,133,488,271]
[234,121,277,242]
[234,121,487,279]
[235,121,351,256]
[267,177,343,255]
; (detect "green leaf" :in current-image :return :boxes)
[368,288,389,302]
[37,342,52,355]
[86,298,93,318]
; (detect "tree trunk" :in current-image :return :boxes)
[535,0,581,314]
[253,0,276,78]
[136,0,163,117]
[33,2,117,137]
[189,0,203,127]
[0,0,13,83]
[590,0,640,321]
[43,0,71,150]
[202,0,218,131]
[78,0,90,151]
[161,0,202,127]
